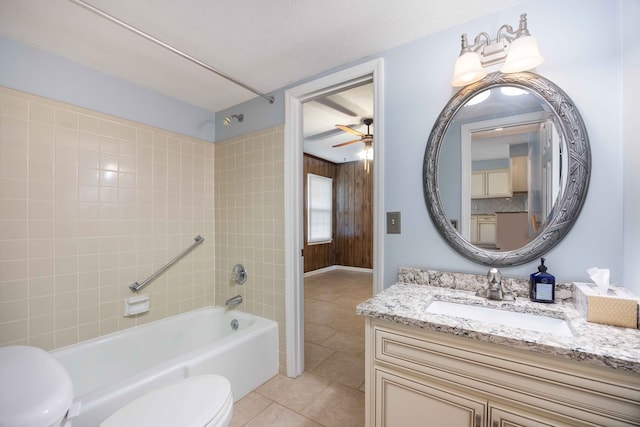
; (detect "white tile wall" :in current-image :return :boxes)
[0,86,215,349]
[214,126,286,372]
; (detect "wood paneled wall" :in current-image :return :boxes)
[303,154,373,273]
[335,161,373,269]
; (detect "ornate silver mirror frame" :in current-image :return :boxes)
[423,72,591,266]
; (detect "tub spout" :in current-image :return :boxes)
[225,295,243,306]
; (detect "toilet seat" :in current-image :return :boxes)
[0,346,74,427]
[100,375,233,427]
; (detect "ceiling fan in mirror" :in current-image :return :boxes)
[333,118,374,172]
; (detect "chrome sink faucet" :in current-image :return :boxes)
[476,268,515,301]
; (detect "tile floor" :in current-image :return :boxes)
[230,270,373,426]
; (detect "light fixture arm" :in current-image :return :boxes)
[451,12,543,87]
[458,14,533,67]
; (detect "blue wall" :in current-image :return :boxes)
[1,1,635,292]
[217,0,633,289]
[621,0,640,295]
[382,0,625,286]
[0,36,215,142]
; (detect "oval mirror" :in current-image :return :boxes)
[423,72,590,266]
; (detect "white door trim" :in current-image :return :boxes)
[284,58,385,377]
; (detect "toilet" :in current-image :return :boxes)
[0,345,74,427]
[100,375,233,427]
[0,346,233,427]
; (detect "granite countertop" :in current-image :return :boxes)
[357,283,640,374]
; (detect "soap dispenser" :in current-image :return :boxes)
[530,257,555,303]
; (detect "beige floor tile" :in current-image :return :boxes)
[245,403,321,427]
[270,270,374,427]
[305,342,334,370]
[310,351,364,389]
[307,306,364,333]
[301,382,365,427]
[304,322,337,345]
[230,392,272,426]
[321,329,365,356]
[255,373,330,412]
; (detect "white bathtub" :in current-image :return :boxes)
[51,307,278,427]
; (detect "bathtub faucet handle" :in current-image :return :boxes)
[231,264,247,285]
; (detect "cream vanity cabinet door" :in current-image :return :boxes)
[366,318,640,427]
[375,367,485,427]
[488,403,576,427]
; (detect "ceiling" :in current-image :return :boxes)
[0,0,522,114]
[303,82,374,163]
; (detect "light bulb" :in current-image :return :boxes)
[452,51,487,87]
[501,35,544,73]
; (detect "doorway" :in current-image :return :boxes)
[284,59,385,377]
[302,80,374,273]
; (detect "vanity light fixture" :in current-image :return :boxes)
[451,13,544,87]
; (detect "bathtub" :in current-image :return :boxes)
[51,307,278,427]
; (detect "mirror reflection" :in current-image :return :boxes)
[437,86,567,252]
[424,72,590,267]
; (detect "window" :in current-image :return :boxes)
[307,173,332,244]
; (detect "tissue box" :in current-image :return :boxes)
[573,282,639,329]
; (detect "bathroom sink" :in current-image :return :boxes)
[426,300,574,337]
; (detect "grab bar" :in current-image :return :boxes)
[129,235,204,292]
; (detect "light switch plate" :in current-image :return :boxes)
[387,211,401,234]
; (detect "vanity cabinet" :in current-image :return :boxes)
[471,169,512,199]
[365,318,640,427]
[375,368,486,426]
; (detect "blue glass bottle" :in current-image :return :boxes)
[530,257,555,303]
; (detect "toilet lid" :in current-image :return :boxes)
[100,375,232,427]
[0,346,73,427]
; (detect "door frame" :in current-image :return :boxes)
[284,58,385,377]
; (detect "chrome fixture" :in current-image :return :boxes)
[223,114,244,126]
[66,0,274,104]
[231,264,247,285]
[130,235,204,292]
[452,13,543,87]
[476,268,515,301]
[225,295,243,306]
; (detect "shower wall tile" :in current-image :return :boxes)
[214,126,286,372]
[0,86,216,349]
